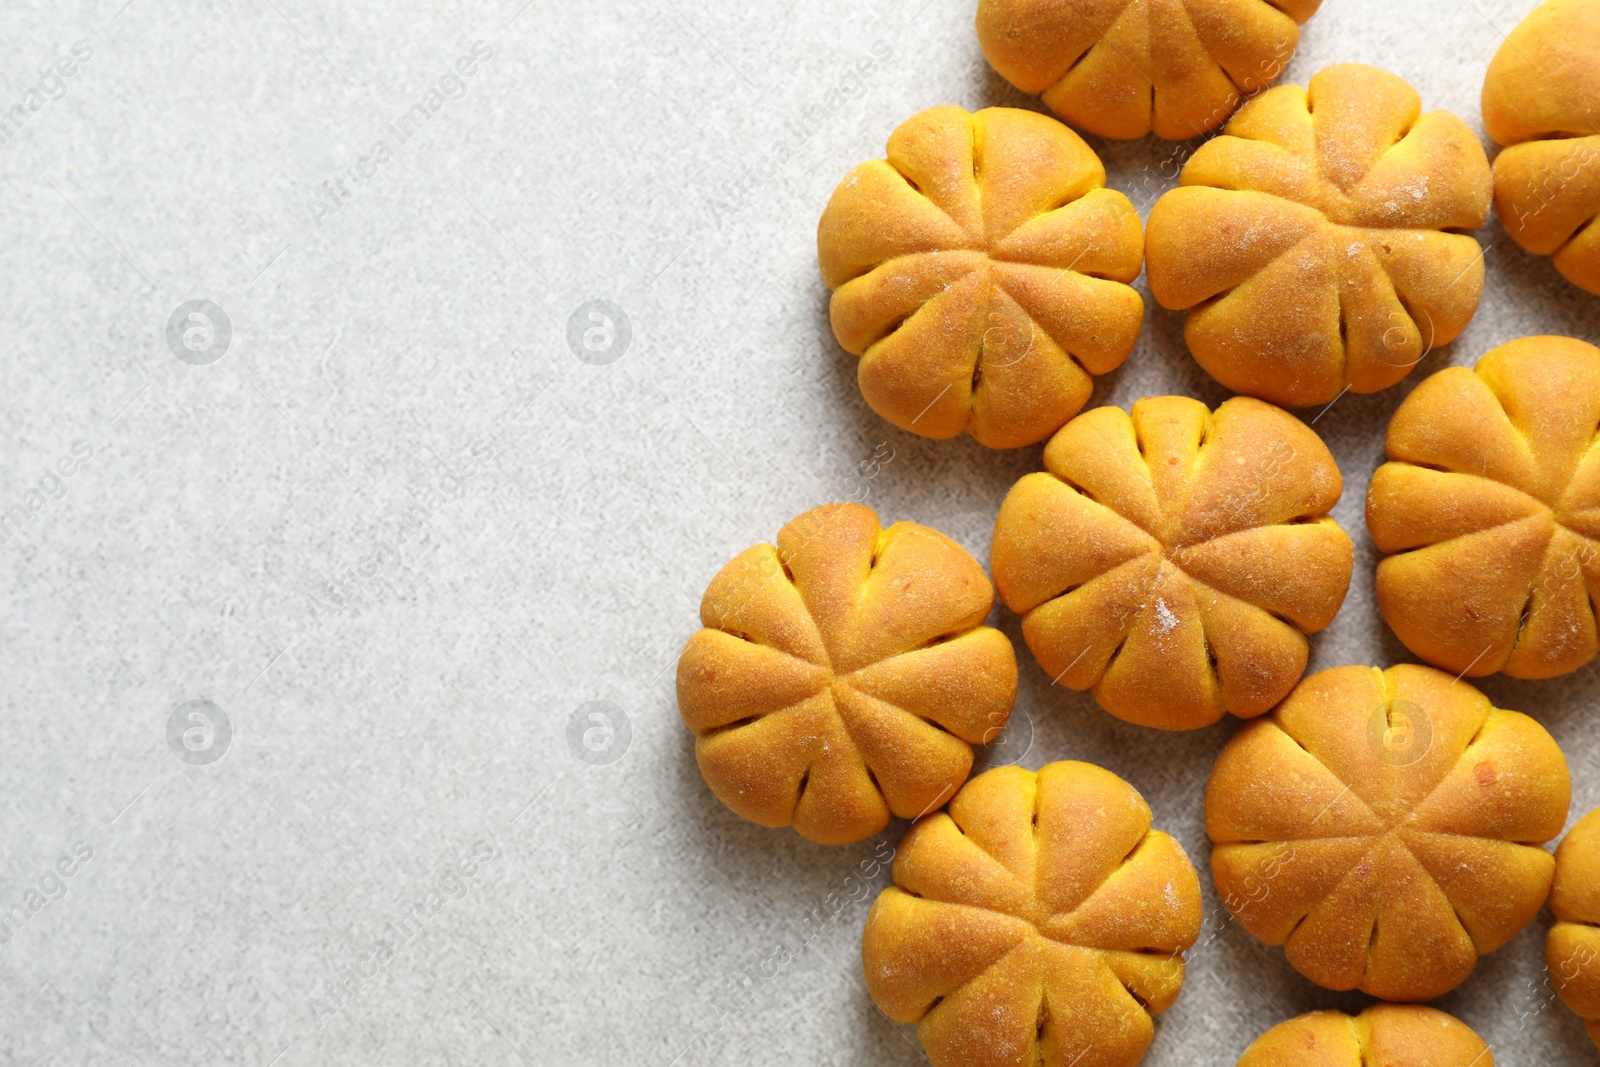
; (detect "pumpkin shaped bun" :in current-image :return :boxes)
[1206,664,1571,1002]
[1549,807,1600,1049]
[977,0,1322,141]
[1146,64,1493,408]
[817,106,1145,449]
[863,762,1202,1067]
[1369,336,1600,679]
[1483,0,1600,295]
[991,395,1352,731]
[676,503,1017,845]
[1238,1005,1493,1067]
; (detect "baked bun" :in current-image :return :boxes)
[862,762,1201,1067]
[676,503,1017,845]
[1206,664,1571,1001]
[1368,336,1600,679]
[1237,1005,1492,1066]
[977,0,1321,140]
[817,105,1144,449]
[1550,807,1600,1049]
[1482,0,1600,295]
[991,395,1352,731]
[1146,64,1492,408]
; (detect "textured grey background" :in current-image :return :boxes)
[0,0,1596,1064]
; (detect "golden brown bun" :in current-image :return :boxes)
[1146,64,1492,408]
[676,503,1017,845]
[1237,1005,1492,1067]
[991,395,1352,730]
[1206,664,1570,1001]
[817,106,1144,449]
[1369,336,1600,679]
[1482,0,1600,295]
[862,762,1201,1067]
[1550,807,1600,1049]
[977,0,1321,141]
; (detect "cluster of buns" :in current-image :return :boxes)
[675,2,1600,1065]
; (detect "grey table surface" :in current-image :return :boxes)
[1,0,1597,1064]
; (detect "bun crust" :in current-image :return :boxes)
[991,395,1352,730]
[1482,0,1600,295]
[1237,1005,1493,1067]
[677,503,1018,845]
[862,762,1201,1067]
[977,0,1322,141]
[1206,663,1570,1001]
[1550,807,1600,1049]
[1368,336,1600,678]
[1146,64,1492,408]
[818,106,1144,449]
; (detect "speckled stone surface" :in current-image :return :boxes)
[0,0,1595,1063]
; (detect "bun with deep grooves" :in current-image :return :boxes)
[1368,336,1600,679]
[676,503,1017,845]
[1146,64,1492,408]
[977,0,1322,141]
[1206,663,1570,1001]
[1483,0,1600,295]
[862,761,1201,1067]
[991,394,1352,730]
[818,106,1144,449]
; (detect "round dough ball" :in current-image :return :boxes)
[1206,663,1571,1001]
[1146,63,1492,408]
[1238,1005,1492,1067]
[1550,807,1600,1049]
[1482,0,1600,296]
[862,761,1201,1067]
[977,0,1321,141]
[991,394,1352,731]
[676,503,1018,845]
[1368,336,1600,679]
[817,106,1145,449]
